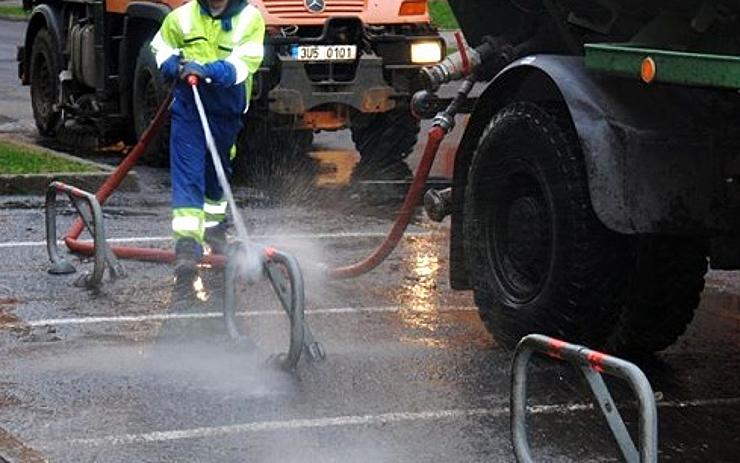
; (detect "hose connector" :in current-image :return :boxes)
[432,77,475,133]
[432,111,456,132]
[420,47,481,92]
[420,35,515,91]
[410,90,441,120]
[424,187,452,222]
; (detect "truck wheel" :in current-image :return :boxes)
[133,41,170,167]
[463,102,632,346]
[607,237,707,355]
[30,29,62,136]
[350,108,419,180]
[233,107,314,187]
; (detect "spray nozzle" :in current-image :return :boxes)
[228,241,267,284]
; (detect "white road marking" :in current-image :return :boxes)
[0,236,170,248]
[22,305,478,328]
[62,397,740,447]
[67,408,506,447]
[0,231,435,249]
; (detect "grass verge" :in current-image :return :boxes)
[0,140,97,174]
[0,5,28,19]
[429,0,459,30]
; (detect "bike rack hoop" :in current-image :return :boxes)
[510,334,658,463]
[223,242,325,371]
[45,181,123,289]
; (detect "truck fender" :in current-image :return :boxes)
[118,2,171,117]
[449,55,719,289]
[21,4,64,84]
[125,1,171,24]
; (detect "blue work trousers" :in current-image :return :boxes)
[170,111,242,243]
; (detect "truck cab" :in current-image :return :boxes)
[17,0,444,176]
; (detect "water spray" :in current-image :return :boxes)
[47,76,326,368]
[188,76,261,279]
[189,75,249,244]
[46,35,489,366]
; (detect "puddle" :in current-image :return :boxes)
[310,149,359,187]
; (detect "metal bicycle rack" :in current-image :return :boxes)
[511,334,658,463]
[223,242,326,370]
[45,181,125,289]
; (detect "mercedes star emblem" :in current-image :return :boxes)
[305,0,325,14]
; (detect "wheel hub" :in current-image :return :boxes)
[506,196,546,267]
[490,172,553,303]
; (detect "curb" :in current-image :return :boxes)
[0,172,137,195]
[0,14,27,22]
[0,135,138,195]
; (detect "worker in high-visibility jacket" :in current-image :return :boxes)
[151,0,264,288]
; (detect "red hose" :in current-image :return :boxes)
[454,31,471,76]
[65,239,227,266]
[327,125,446,279]
[62,90,448,277]
[65,93,178,263]
[67,93,172,240]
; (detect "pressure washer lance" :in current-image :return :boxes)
[188,75,262,278]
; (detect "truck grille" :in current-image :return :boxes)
[262,0,366,20]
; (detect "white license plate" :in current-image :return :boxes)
[292,45,357,62]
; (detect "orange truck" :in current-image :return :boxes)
[17,0,444,176]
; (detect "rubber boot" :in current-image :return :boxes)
[172,238,203,309]
[204,223,228,255]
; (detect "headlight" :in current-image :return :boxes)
[411,41,443,64]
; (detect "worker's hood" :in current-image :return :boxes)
[197,0,247,20]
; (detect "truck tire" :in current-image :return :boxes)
[463,102,632,346]
[30,29,62,136]
[607,237,708,355]
[233,107,314,187]
[133,41,170,167]
[350,108,419,180]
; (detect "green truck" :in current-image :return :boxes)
[429,0,740,354]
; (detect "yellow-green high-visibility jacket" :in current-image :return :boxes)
[151,0,265,118]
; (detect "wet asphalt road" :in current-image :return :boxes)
[1,18,740,463]
[0,19,33,131]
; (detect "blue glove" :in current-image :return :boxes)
[160,54,181,82]
[180,61,207,82]
[204,60,237,87]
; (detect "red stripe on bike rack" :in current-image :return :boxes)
[547,339,566,359]
[587,350,606,373]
